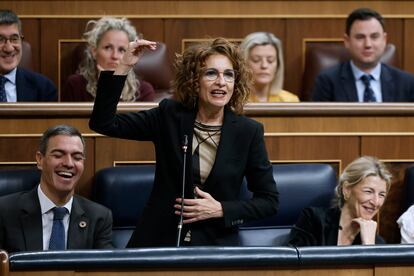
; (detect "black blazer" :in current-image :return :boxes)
[312,62,414,102]
[0,188,113,253]
[287,207,385,246]
[15,67,57,102]
[90,72,279,247]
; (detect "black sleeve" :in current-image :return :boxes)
[375,234,386,244]
[89,71,161,142]
[221,122,279,228]
[311,73,334,102]
[288,207,320,246]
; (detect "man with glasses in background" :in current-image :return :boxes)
[0,10,56,102]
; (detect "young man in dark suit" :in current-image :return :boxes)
[0,10,57,102]
[0,125,113,253]
[312,8,414,102]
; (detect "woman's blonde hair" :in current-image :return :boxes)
[334,156,392,208]
[239,32,284,96]
[78,16,139,101]
[173,38,252,114]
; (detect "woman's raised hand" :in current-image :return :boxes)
[114,39,157,75]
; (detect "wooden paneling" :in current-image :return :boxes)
[164,18,285,71]
[5,1,414,17]
[383,19,404,68]
[378,162,411,244]
[265,136,358,166]
[404,19,414,75]
[20,18,40,73]
[362,137,414,159]
[256,116,414,133]
[0,117,91,135]
[376,266,414,276]
[40,18,90,87]
[0,250,8,276]
[95,138,155,171]
[362,136,414,243]
[284,19,344,98]
[77,138,95,197]
[1,15,410,101]
[0,138,39,163]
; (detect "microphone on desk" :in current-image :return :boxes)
[176,134,188,247]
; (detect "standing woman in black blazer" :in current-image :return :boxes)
[89,38,279,247]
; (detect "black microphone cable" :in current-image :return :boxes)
[176,135,188,247]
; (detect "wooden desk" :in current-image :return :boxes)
[1,102,414,243]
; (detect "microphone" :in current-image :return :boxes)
[176,134,188,247]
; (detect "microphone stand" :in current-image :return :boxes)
[176,135,188,247]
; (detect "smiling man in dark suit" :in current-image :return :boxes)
[0,10,57,102]
[312,8,414,102]
[0,125,113,253]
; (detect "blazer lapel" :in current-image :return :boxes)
[20,189,43,251]
[341,62,359,102]
[325,208,341,245]
[380,64,394,101]
[15,67,28,101]
[67,197,89,249]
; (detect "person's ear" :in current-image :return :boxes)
[35,151,43,170]
[343,184,351,201]
[91,46,97,59]
[344,33,350,49]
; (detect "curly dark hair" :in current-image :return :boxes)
[173,38,252,114]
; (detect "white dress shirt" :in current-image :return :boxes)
[37,185,73,250]
[2,68,17,102]
[397,204,414,244]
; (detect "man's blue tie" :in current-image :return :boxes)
[360,74,377,102]
[0,75,7,102]
[49,207,67,250]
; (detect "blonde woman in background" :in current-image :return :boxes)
[240,32,299,102]
[62,17,155,102]
[288,156,392,246]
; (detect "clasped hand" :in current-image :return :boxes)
[174,186,224,224]
[352,217,377,245]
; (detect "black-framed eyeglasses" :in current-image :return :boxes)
[202,68,236,83]
[0,34,23,46]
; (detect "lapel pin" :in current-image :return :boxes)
[79,221,87,228]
